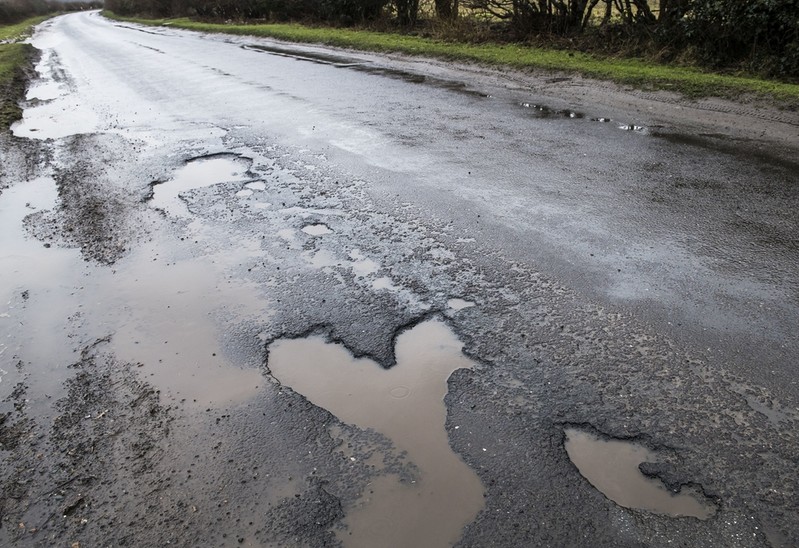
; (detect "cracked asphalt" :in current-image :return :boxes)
[0,10,798,547]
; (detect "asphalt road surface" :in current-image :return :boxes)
[1,11,798,547]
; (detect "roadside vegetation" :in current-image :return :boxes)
[0,17,45,129]
[1,2,100,129]
[103,0,799,102]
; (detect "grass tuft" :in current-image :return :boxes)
[0,15,52,129]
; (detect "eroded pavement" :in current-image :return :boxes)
[0,11,798,547]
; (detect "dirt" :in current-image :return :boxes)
[0,337,172,545]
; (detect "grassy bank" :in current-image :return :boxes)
[104,11,799,102]
[0,15,51,129]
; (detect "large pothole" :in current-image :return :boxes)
[266,319,485,547]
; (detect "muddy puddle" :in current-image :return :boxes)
[91,241,268,407]
[150,155,251,218]
[267,319,485,547]
[0,177,82,400]
[1,170,270,408]
[564,428,715,519]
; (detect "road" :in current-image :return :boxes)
[1,10,798,547]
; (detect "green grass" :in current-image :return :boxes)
[0,15,52,42]
[104,11,799,102]
[0,15,52,129]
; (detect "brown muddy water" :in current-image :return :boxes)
[564,428,715,519]
[1,171,268,409]
[0,177,81,399]
[267,319,485,547]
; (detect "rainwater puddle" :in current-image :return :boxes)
[349,250,379,276]
[372,277,398,291]
[245,181,266,191]
[151,156,251,218]
[520,102,584,119]
[98,249,266,407]
[0,177,84,400]
[618,124,648,133]
[26,80,62,101]
[12,51,99,139]
[301,223,333,236]
[267,320,484,547]
[447,298,475,311]
[564,429,715,519]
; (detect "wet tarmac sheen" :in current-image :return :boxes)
[267,320,485,547]
[564,429,715,519]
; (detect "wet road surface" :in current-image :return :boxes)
[1,10,798,547]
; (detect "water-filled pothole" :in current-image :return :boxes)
[564,428,716,519]
[301,224,333,236]
[266,319,484,547]
[447,298,475,311]
[520,102,584,119]
[150,155,251,218]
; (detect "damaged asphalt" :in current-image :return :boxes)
[1,10,798,547]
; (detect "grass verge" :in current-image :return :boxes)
[0,15,51,129]
[104,11,799,103]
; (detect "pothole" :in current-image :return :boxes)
[564,428,716,519]
[301,223,333,236]
[150,155,251,218]
[266,319,485,547]
[349,249,379,276]
[447,298,475,311]
[372,277,398,291]
[520,102,584,119]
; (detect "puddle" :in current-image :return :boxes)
[244,45,489,98]
[352,66,491,98]
[245,181,266,191]
[98,248,266,407]
[372,277,398,291]
[0,177,82,401]
[564,428,715,519]
[301,224,333,236]
[150,155,251,218]
[306,249,343,269]
[243,43,362,67]
[447,298,475,311]
[267,320,484,547]
[618,124,647,133]
[26,80,62,101]
[1,176,267,408]
[349,250,380,276]
[520,102,584,119]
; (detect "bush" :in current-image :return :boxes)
[680,0,799,77]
